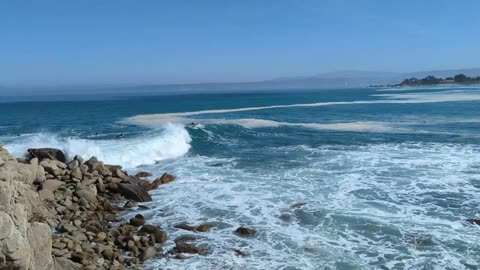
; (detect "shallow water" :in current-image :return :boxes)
[1,86,480,269]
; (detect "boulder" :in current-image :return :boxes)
[68,160,79,170]
[292,202,306,208]
[85,157,105,173]
[140,246,156,261]
[28,148,66,162]
[234,249,246,257]
[235,227,256,237]
[175,241,204,254]
[117,183,152,202]
[139,225,167,244]
[159,173,175,184]
[76,190,97,204]
[54,257,83,270]
[70,167,82,180]
[174,224,197,232]
[135,172,152,178]
[0,145,54,270]
[129,214,146,227]
[123,200,135,209]
[196,224,213,232]
[73,155,84,166]
[174,223,213,232]
[114,169,129,181]
[38,189,55,202]
[42,179,64,192]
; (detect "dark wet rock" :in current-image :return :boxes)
[139,225,167,243]
[235,227,256,237]
[54,257,83,270]
[159,173,175,184]
[174,253,188,259]
[196,224,213,232]
[466,219,480,225]
[174,236,197,243]
[117,183,152,202]
[208,163,224,167]
[234,249,247,257]
[292,202,306,208]
[174,224,197,231]
[139,225,158,234]
[70,252,93,266]
[129,214,146,227]
[175,241,204,254]
[135,172,152,178]
[174,223,213,232]
[123,200,135,209]
[28,148,66,162]
[279,212,294,221]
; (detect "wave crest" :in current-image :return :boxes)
[4,123,191,168]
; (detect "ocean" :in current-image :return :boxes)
[1,85,480,269]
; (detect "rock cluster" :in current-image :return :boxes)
[1,146,259,270]
[0,146,175,270]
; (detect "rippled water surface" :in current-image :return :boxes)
[1,86,480,269]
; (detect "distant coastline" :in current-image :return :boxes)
[370,74,480,88]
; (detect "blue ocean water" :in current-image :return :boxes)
[1,86,480,269]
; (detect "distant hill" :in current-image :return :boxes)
[383,73,480,87]
[2,68,480,98]
[403,68,480,80]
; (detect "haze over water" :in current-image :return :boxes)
[1,85,480,269]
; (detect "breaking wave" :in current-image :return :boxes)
[4,123,191,168]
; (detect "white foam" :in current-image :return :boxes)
[124,89,480,130]
[4,123,191,168]
[136,142,480,269]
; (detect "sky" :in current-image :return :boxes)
[1,0,480,87]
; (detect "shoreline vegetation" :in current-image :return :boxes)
[370,73,480,87]
[0,144,255,269]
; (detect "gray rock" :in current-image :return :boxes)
[117,183,152,202]
[28,148,66,162]
[55,257,83,270]
[39,189,55,202]
[76,190,98,204]
[29,157,39,165]
[42,179,65,191]
[71,167,83,180]
[74,155,84,165]
[114,169,129,180]
[68,160,79,170]
[140,246,156,261]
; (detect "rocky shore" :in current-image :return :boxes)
[0,144,206,269]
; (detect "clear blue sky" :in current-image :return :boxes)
[1,0,479,86]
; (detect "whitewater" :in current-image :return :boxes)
[1,85,480,269]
